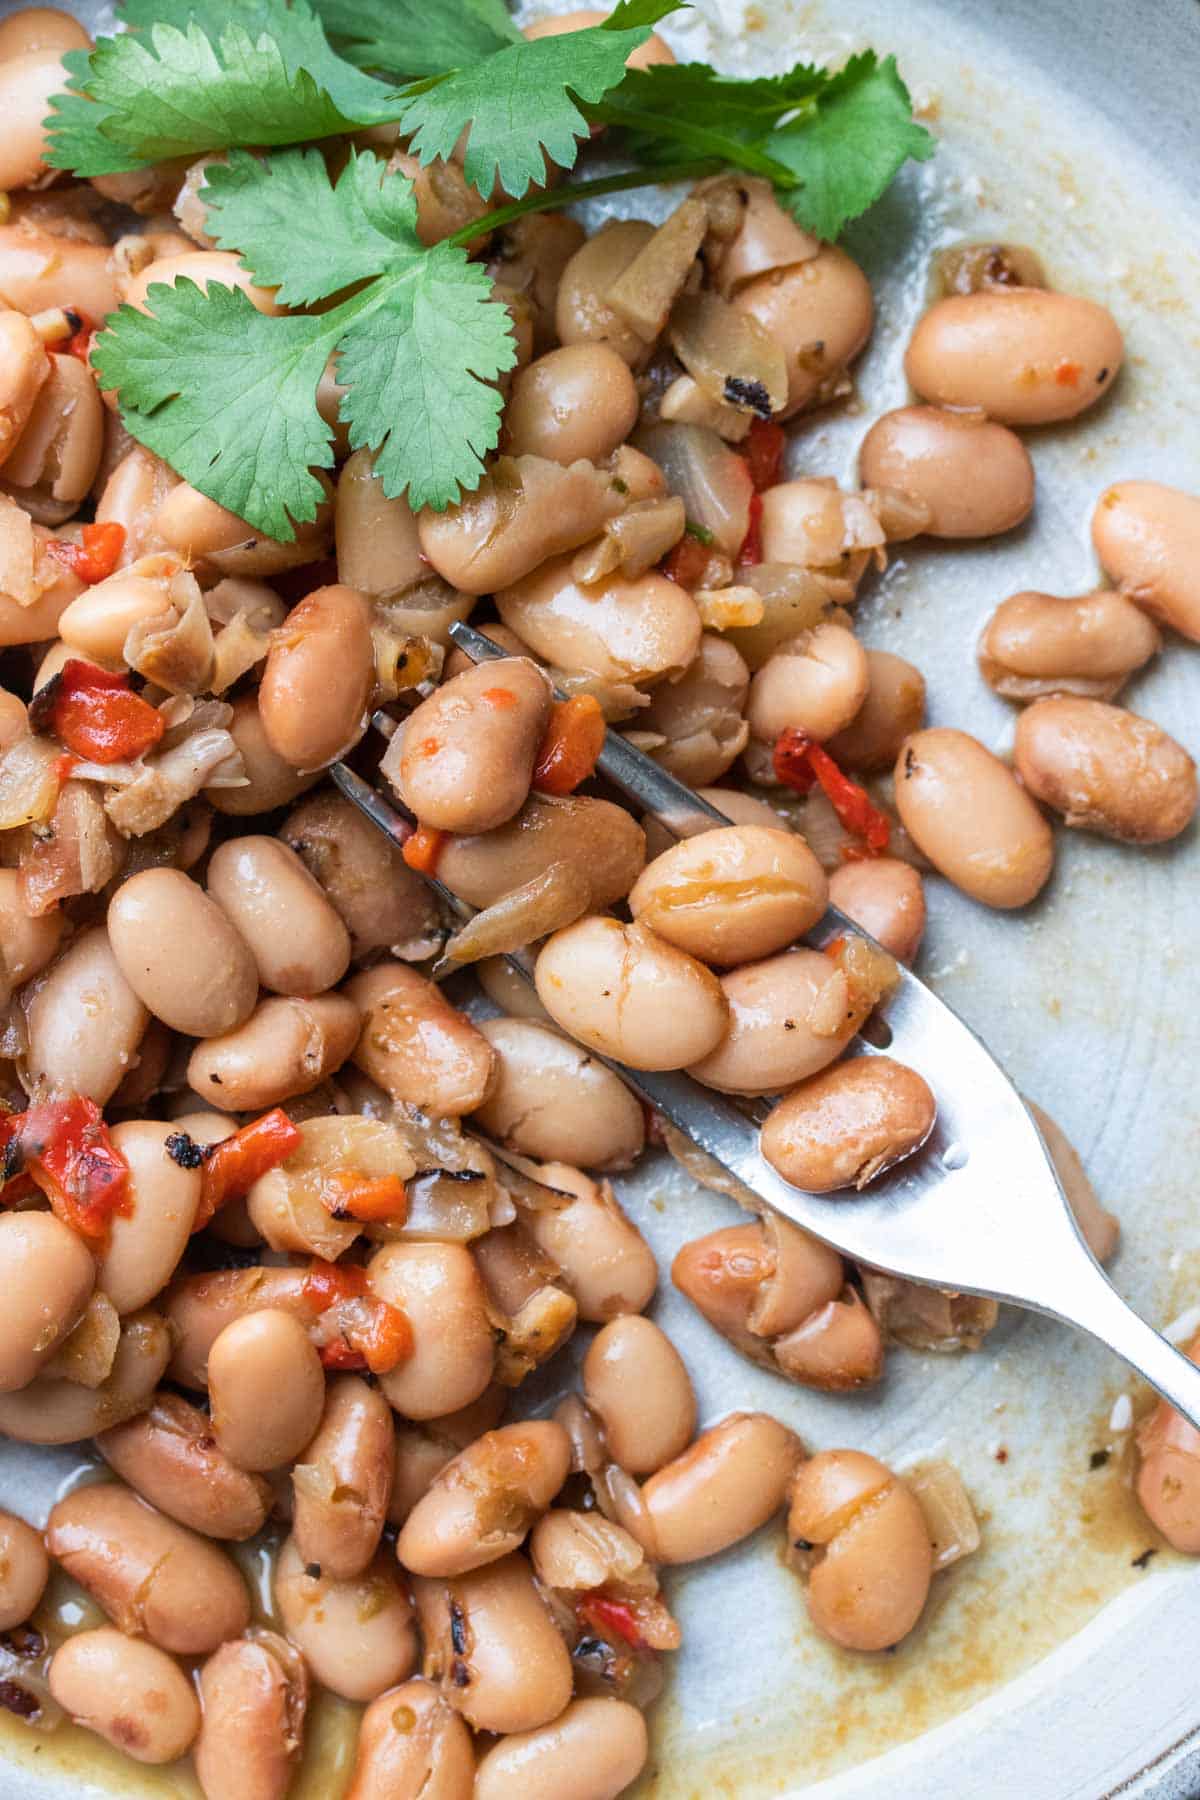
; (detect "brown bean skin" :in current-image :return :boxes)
[1135,1331,1200,1552]
[732,247,873,416]
[187,994,361,1113]
[397,1421,571,1577]
[208,1307,327,1473]
[293,1374,394,1580]
[369,1243,495,1420]
[639,1413,803,1565]
[162,1266,319,1389]
[473,1017,645,1170]
[24,924,149,1104]
[438,793,646,914]
[0,9,91,57]
[859,405,1034,537]
[787,1450,933,1650]
[0,1210,95,1392]
[827,858,927,966]
[194,1632,308,1800]
[536,916,728,1071]
[97,1392,272,1541]
[389,657,552,835]
[629,824,828,966]
[0,223,120,319]
[418,456,623,595]
[747,625,870,745]
[905,288,1123,424]
[107,868,258,1038]
[347,962,496,1117]
[825,649,927,774]
[687,947,865,1095]
[414,1552,573,1735]
[1092,479,1200,642]
[275,1536,418,1703]
[0,1508,49,1630]
[97,1119,202,1314]
[1013,695,1197,844]
[46,1481,250,1654]
[346,1679,475,1800]
[497,553,702,686]
[978,588,1161,701]
[206,835,351,995]
[582,1316,696,1476]
[520,1163,657,1322]
[207,693,320,816]
[761,1056,937,1192]
[48,1627,200,1765]
[504,344,640,465]
[475,1697,650,1800]
[894,727,1054,909]
[282,789,441,961]
[335,447,425,595]
[259,584,374,769]
[0,51,73,190]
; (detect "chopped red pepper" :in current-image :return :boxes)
[737,492,764,568]
[661,534,713,589]
[773,727,891,855]
[302,1259,413,1374]
[0,1097,131,1244]
[62,311,96,364]
[402,825,447,876]
[47,522,126,585]
[577,1593,649,1651]
[744,417,786,492]
[194,1107,301,1230]
[1054,359,1082,387]
[320,1171,409,1225]
[532,694,605,797]
[30,659,164,766]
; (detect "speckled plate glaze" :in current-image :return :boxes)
[1,0,1198,1795]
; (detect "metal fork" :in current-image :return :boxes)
[329,621,1200,1428]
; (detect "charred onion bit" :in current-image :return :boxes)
[0,1096,131,1243]
[29,656,163,765]
[773,727,891,855]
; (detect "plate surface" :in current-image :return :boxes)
[1,0,1199,1796]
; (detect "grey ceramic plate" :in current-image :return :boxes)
[1,0,1199,1795]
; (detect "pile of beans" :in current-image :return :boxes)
[0,6,1197,1797]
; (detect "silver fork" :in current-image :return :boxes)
[329,623,1200,1429]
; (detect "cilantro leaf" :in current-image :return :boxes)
[309,0,520,77]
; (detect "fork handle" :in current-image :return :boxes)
[1042,1252,1200,1430]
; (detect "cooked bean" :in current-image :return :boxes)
[0,1307,169,1444]
[555,220,657,366]
[787,1449,933,1649]
[498,553,701,686]
[414,1551,573,1733]
[0,536,82,646]
[825,649,927,772]
[0,9,90,56]
[0,689,27,756]
[347,1679,475,1800]
[0,1508,49,1630]
[0,310,49,461]
[3,351,103,502]
[259,584,374,769]
[107,867,258,1037]
[704,172,819,295]
[97,1119,202,1313]
[123,248,281,316]
[439,793,646,914]
[56,562,182,665]
[472,1018,644,1170]
[0,50,71,190]
[93,445,177,565]
[48,1627,200,1765]
[195,1631,308,1800]
[1027,1099,1118,1264]
[335,447,426,595]
[0,1209,93,1393]
[275,1536,417,1703]
[637,631,750,784]
[1012,694,1197,843]
[520,1162,657,1321]
[859,405,1034,537]
[893,727,1054,908]
[208,1307,326,1473]
[0,223,120,318]
[347,963,495,1116]
[419,455,623,594]
[978,588,1161,700]
[535,915,728,1070]
[762,1056,936,1192]
[163,1266,318,1389]
[582,1316,696,1476]
[206,835,351,995]
[1092,479,1200,642]
[732,247,873,416]
[293,1374,394,1580]
[505,344,640,465]
[187,994,360,1112]
[1135,1331,1200,1551]
[747,624,869,744]
[475,1696,649,1800]
[906,288,1123,424]
[629,824,827,966]
[389,1427,460,1530]
[827,858,927,964]
[207,693,321,816]
[156,479,331,577]
[282,789,441,962]
[389,657,552,835]
[24,925,149,1104]
[398,1421,570,1577]
[638,1412,802,1564]
[369,1243,495,1419]
[688,947,866,1094]
[47,1481,250,1653]
[97,1391,272,1541]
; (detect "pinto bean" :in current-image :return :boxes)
[859,405,1034,537]
[46,1481,250,1654]
[3,351,103,502]
[369,1242,495,1420]
[194,1631,308,1800]
[1092,479,1200,642]
[0,309,49,460]
[259,584,375,769]
[475,1696,649,1800]
[582,1316,696,1476]
[731,247,873,416]
[0,1308,169,1444]
[978,588,1161,700]
[0,51,73,190]
[0,223,120,319]
[206,835,351,996]
[747,624,869,744]
[397,1421,571,1577]
[0,9,91,57]
[347,962,496,1117]
[637,632,750,784]
[24,924,149,1104]
[0,1508,49,1630]
[438,793,646,914]
[505,344,640,465]
[1013,694,1197,844]
[472,1018,645,1170]
[275,1536,418,1703]
[162,1265,319,1389]
[208,1307,327,1473]
[156,479,331,578]
[123,248,281,317]
[629,824,827,966]
[688,946,867,1094]
[413,1552,573,1734]
[0,865,59,990]
[107,867,258,1038]
[346,1679,475,1800]
[0,1208,94,1392]
[293,1374,394,1580]
[187,994,361,1113]
[519,1163,657,1322]
[761,1056,936,1191]
[827,858,926,965]
[419,455,623,594]
[97,1391,272,1541]
[787,1449,933,1649]
[523,7,674,65]
[48,1627,200,1764]
[388,657,552,835]
[555,221,657,366]
[893,727,1054,908]
[498,553,701,686]
[206,693,321,816]
[638,1412,803,1564]
[905,288,1123,424]
[1135,1330,1200,1552]
[825,649,927,772]
[282,789,441,962]
[96,1119,202,1314]
[335,447,425,595]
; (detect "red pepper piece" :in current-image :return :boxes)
[195,1107,302,1230]
[31,658,164,766]
[737,492,764,568]
[773,727,891,855]
[661,534,713,589]
[320,1171,409,1225]
[744,417,785,491]
[577,1593,649,1651]
[402,825,447,875]
[302,1260,413,1374]
[47,522,126,585]
[1,1097,132,1244]
[532,694,605,797]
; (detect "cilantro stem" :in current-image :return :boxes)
[584,100,793,183]
[447,159,723,247]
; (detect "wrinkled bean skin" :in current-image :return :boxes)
[0,1508,49,1630]
[498,554,702,685]
[0,1309,170,1444]
[206,836,351,995]
[419,457,622,594]
[638,632,750,786]
[24,925,149,1104]
[1013,696,1196,844]
[47,1481,250,1654]
[1092,479,1200,642]
[747,625,870,745]
[905,288,1123,424]
[825,650,927,773]
[629,824,827,966]
[859,406,1034,537]
[208,1307,327,1473]
[582,1316,696,1475]
[347,963,496,1116]
[346,1679,475,1800]
[732,247,874,416]
[505,344,640,465]
[414,1552,573,1734]
[638,1413,803,1564]
[48,1627,200,1765]
[293,1374,395,1580]
[536,915,728,1070]
[187,994,361,1112]
[827,858,927,965]
[1135,1331,1200,1552]
[520,1163,657,1322]
[282,790,441,961]
[369,1243,495,1420]
[473,1017,645,1170]
[275,1536,418,1703]
[390,657,552,835]
[97,1119,202,1314]
[97,1391,272,1541]
[0,1210,94,1392]
[978,588,1161,700]
[438,794,646,914]
[688,947,865,1095]
[761,1056,937,1192]
[207,693,320,816]
[894,727,1054,908]
[475,1696,650,1800]
[259,585,374,769]
[194,1632,308,1800]
[107,869,259,1038]
[787,1449,933,1650]
[398,1421,571,1576]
